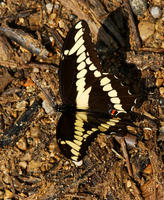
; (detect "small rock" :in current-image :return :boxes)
[49,36,54,43]
[19,161,27,169]
[150,6,162,18]
[3,175,10,184]
[138,21,155,41]
[24,78,35,87]
[46,3,53,14]
[0,2,6,7]
[16,137,27,151]
[49,141,56,152]
[42,99,54,115]
[143,164,153,174]
[33,67,39,73]
[4,189,14,200]
[159,87,164,97]
[127,180,132,188]
[129,0,147,16]
[58,20,65,29]
[18,17,24,24]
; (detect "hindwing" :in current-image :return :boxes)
[56,111,130,164]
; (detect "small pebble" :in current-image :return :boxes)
[58,20,65,29]
[127,180,132,188]
[24,78,35,87]
[49,36,54,43]
[138,21,155,41]
[19,161,27,169]
[19,17,24,24]
[143,164,153,174]
[159,87,164,97]
[33,67,39,73]
[16,137,27,151]
[49,141,56,151]
[46,3,53,14]
[129,0,147,16]
[3,175,10,184]
[150,6,162,18]
[0,2,5,7]
[42,99,54,115]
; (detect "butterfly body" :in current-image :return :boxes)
[56,20,136,164]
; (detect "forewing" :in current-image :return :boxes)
[59,20,136,113]
[59,20,102,106]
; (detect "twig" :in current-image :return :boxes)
[45,25,64,50]
[138,47,164,53]
[0,26,49,59]
[31,73,56,111]
[120,137,133,177]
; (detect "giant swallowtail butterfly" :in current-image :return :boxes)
[56,20,136,165]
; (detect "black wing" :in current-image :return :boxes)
[59,20,136,114]
[57,20,136,163]
[56,111,130,164]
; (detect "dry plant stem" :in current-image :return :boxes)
[120,137,133,177]
[31,73,56,110]
[46,25,64,49]
[123,0,141,49]
[138,47,164,53]
[0,26,49,59]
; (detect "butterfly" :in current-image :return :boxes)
[56,20,136,166]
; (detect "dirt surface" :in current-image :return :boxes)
[0,0,163,199]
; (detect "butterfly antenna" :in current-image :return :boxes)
[31,73,58,112]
